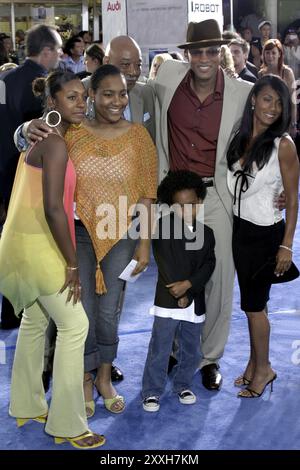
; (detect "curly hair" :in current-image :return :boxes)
[157,170,207,206]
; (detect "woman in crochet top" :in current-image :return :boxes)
[65,64,158,416]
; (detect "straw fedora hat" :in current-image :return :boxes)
[178,19,230,49]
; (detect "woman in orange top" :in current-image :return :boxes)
[65,64,158,416]
[0,71,104,448]
[259,39,297,137]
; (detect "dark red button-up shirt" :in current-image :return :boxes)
[168,68,224,177]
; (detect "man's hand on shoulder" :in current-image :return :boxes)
[24,119,53,145]
[275,191,286,211]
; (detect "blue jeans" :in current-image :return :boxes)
[76,225,137,370]
[142,316,202,398]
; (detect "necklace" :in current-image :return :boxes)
[53,126,64,138]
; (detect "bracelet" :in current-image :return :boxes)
[67,266,79,271]
[279,245,293,253]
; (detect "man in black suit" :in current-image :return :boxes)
[229,38,257,83]
[0,24,62,329]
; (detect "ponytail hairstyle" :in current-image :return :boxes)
[32,70,79,110]
[85,44,104,67]
[90,63,124,92]
[227,74,291,173]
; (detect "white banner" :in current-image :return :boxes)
[101,0,224,76]
[126,0,187,75]
[127,0,187,46]
[102,0,127,49]
[187,1,223,29]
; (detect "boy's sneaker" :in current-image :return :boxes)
[142,396,160,412]
[178,389,196,405]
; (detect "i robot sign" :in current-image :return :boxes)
[188,0,223,28]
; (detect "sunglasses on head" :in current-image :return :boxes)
[189,47,221,58]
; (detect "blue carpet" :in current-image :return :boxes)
[1,220,300,450]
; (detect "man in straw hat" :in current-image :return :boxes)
[152,19,253,390]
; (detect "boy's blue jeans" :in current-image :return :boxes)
[142,316,202,398]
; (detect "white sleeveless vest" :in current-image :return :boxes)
[227,135,291,226]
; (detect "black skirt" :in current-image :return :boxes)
[232,216,285,312]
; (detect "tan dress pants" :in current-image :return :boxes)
[200,186,235,368]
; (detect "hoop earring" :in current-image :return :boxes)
[45,110,61,127]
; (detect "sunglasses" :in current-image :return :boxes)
[189,47,221,58]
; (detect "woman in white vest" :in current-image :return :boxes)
[227,75,299,398]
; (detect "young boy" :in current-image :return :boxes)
[142,170,216,412]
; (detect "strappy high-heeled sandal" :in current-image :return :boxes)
[238,374,277,398]
[84,375,95,418]
[103,395,125,414]
[16,412,48,427]
[234,375,251,387]
[94,379,125,414]
[54,430,105,449]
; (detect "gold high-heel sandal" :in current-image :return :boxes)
[85,400,95,418]
[54,430,105,449]
[84,375,95,418]
[16,413,48,428]
[94,379,125,414]
[103,395,125,414]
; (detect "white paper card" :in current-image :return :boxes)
[118,259,147,283]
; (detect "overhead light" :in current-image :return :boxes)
[55,16,60,20]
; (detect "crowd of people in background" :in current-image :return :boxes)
[1,19,300,86]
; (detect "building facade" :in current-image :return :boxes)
[0,1,299,49]
[0,0,101,48]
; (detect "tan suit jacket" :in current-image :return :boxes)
[129,82,156,142]
[153,60,253,217]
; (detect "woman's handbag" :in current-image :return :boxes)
[251,257,299,284]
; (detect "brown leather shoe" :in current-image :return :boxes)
[201,364,222,390]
